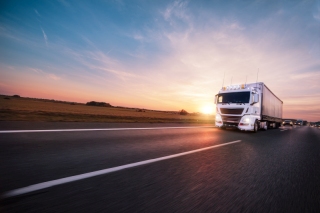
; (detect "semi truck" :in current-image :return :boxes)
[215,82,283,132]
[295,119,307,126]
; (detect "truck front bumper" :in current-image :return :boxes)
[238,123,255,131]
[215,121,255,131]
[216,114,255,131]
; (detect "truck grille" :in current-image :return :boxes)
[221,115,241,124]
[220,108,244,115]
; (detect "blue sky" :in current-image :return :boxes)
[1,0,320,120]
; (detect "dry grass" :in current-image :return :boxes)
[0,95,214,123]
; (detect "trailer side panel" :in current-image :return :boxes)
[261,84,283,122]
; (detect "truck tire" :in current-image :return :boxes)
[264,121,268,131]
[253,120,258,133]
[269,122,274,129]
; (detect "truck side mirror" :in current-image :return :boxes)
[253,94,259,104]
[214,95,218,104]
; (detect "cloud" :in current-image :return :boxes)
[48,74,61,80]
[313,1,320,21]
[34,9,41,17]
[132,33,145,41]
[228,22,245,30]
[163,0,189,21]
[28,68,61,80]
[63,48,138,81]
[29,68,43,74]
[64,37,136,81]
[119,0,319,113]
[57,0,70,7]
[0,26,29,44]
[41,27,48,46]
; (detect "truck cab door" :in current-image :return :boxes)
[253,93,259,104]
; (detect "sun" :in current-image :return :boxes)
[201,104,214,114]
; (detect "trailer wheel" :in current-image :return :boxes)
[269,122,273,129]
[253,120,258,133]
[264,121,268,131]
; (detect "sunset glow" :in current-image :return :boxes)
[201,105,214,115]
[0,0,319,121]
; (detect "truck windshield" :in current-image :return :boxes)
[217,92,250,104]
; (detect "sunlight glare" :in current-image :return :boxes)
[201,104,214,114]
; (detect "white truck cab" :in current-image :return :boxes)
[215,82,283,132]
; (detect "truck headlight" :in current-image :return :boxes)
[240,117,250,123]
[216,114,222,123]
[239,117,250,126]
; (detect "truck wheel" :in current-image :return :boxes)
[270,122,274,129]
[253,120,258,133]
[264,121,268,131]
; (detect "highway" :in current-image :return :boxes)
[1,121,320,212]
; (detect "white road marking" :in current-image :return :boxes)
[0,126,216,134]
[280,129,288,131]
[1,140,241,198]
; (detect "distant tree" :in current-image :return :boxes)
[179,109,188,115]
[12,95,20,98]
[86,101,112,107]
[136,109,146,112]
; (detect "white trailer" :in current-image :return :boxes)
[215,82,283,132]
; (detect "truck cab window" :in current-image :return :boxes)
[217,92,250,104]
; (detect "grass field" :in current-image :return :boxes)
[0,95,215,123]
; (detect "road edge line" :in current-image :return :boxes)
[0,126,216,134]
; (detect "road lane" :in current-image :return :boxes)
[2,140,241,198]
[1,123,320,212]
[0,121,214,131]
[0,124,236,193]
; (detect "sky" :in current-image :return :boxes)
[0,0,319,121]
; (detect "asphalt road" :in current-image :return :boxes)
[0,122,320,212]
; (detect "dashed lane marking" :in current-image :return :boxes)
[1,140,241,198]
